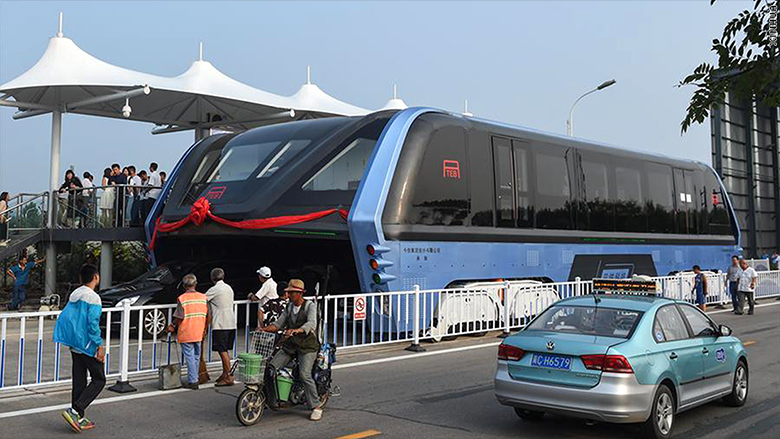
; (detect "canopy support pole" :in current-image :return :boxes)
[45,109,62,296]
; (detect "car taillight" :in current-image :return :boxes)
[580,354,633,373]
[498,344,525,361]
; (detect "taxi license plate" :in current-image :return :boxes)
[531,353,572,371]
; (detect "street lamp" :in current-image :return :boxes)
[566,79,616,136]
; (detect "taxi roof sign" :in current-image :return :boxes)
[593,278,658,295]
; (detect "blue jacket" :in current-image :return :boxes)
[53,286,103,356]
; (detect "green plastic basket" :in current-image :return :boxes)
[238,353,263,379]
[276,375,294,402]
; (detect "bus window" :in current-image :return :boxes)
[468,129,494,227]
[579,152,614,231]
[534,146,573,229]
[302,118,389,192]
[513,140,534,228]
[645,162,675,233]
[409,125,470,225]
[614,162,647,232]
[492,137,514,227]
[705,171,732,235]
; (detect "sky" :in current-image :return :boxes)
[0,0,749,196]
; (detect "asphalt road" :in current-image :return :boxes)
[0,300,778,439]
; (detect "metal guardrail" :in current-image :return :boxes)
[1,271,779,391]
[0,184,162,234]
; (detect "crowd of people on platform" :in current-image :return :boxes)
[53,162,166,228]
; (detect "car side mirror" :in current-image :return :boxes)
[719,325,732,337]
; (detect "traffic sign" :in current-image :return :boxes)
[354,295,366,320]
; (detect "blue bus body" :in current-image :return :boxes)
[146,108,740,296]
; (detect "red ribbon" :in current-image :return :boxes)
[149,197,349,250]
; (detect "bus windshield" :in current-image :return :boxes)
[183,118,351,201]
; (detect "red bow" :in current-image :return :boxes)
[149,197,349,250]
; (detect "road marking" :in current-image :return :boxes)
[707,301,780,315]
[742,340,757,346]
[335,429,382,439]
[0,383,215,419]
[332,342,501,371]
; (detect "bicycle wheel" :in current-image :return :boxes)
[236,388,265,426]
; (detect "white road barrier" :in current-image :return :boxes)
[1,271,779,392]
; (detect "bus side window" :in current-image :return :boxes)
[578,151,614,231]
[534,146,573,230]
[492,137,514,228]
[410,124,470,226]
[645,163,675,234]
[468,129,494,227]
[705,170,732,235]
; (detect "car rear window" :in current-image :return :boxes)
[526,305,643,339]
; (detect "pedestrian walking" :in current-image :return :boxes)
[53,264,106,433]
[726,255,741,312]
[167,274,208,389]
[248,266,278,306]
[205,268,236,386]
[692,265,708,311]
[736,258,758,315]
[6,254,44,310]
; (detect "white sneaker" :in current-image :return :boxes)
[310,408,323,421]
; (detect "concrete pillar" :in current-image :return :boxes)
[100,241,113,290]
[45,110,62,295]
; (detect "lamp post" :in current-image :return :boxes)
[566,79,616,136]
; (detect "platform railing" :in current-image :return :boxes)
[1,272,778,392]
[54,184,163,229]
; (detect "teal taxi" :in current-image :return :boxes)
[494,293,748,438]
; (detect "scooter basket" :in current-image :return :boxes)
[235,331,276,384]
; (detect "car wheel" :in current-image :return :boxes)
[642,384,674,439]
[143,308,168,338]
[513,408,545,421]
[723,360,748,407]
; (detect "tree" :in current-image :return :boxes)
[679,0,779,133]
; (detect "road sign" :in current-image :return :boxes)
[353,295,366,320]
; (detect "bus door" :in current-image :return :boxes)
[673,168,697,234]
[492,137,534,228]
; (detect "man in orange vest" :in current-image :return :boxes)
[167,274,209,389]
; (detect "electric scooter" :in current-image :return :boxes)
[234,331,337,426]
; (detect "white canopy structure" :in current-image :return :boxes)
[0,13,377,294]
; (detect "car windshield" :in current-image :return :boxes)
[526,305,643,339]
[133,266,174,284]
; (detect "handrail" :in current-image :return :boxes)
[0,192,48,218]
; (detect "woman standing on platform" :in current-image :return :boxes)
[0,192,9,243]
[98,168,114,227]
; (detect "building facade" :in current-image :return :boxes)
[711,94,780,257]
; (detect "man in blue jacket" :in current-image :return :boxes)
[53,264,106,432]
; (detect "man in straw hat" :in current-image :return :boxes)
[264,279,323,421]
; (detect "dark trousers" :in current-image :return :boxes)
[737,291,755,315]
[729,282,739,311]
[11,284,26,309]
[71,351,106,418]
